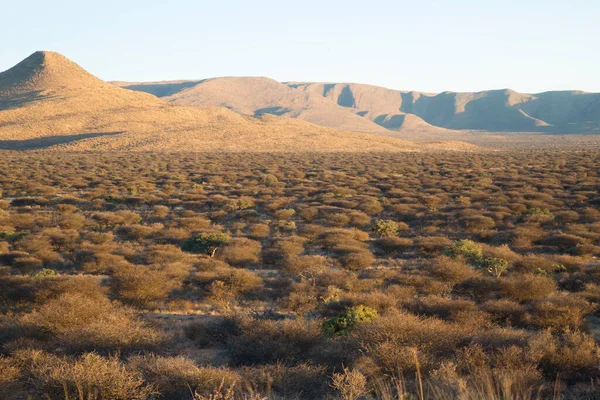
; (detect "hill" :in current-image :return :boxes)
[288,83,600,133]
[0,52,475,152]
[119,78,600,135]
[118,77,388,134]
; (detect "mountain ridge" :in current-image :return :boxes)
[0,51,477,152]
[115,78,600,134]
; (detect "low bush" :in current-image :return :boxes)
[322,305,378,336]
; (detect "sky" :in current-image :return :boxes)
[1,0,599,93]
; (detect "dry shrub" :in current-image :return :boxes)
[341,250,376,271]
[414,236,452,254]
[20,293,163,352]
[185,317,241,347]
[0,356,22,397]
[241,362,328,400]
[13,256,43,273]
[481,244,520,264]
[550,254,588,272]
[0,274,37,309]
[503,274,556,302]
[204,268,262,310]
[247,223,270,239]
[155,227,191,243]
[129,354,239,399]
[152,205,170,218]
[144,244,196,265]
[528,294,594,331]
[460,215,496,232]
[280,281,318,316]
[318,229,369,249]
[355,309,474,376]
[81,252,129,274]
[385,285,417,305]
[533,330,600,383]
[112,264,186,307]
[470,328,531,350]
[285,255,329,279]
[14,349,154,400]
[228,318,322,366]
[331,366,367,400]
[427,256,478,284]
[513,254,552,274]
[376,236,413,253]
[407,295,478,321]
[395,274,451,296]
[542,233,589,253]
[481,299,526,326]
[267,236,307,264]
[34,275,108,304]
[219,238,261,267]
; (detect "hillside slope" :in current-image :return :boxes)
[117,77,388,134]
[288,82,600,133]
[0,52,474,152]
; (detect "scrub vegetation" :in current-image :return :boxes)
[0,150,599,399]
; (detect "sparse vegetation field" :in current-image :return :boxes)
[0,150,599,399]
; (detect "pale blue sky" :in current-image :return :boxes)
[2,0,598,93]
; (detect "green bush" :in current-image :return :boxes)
[482,257,509,278]
[182,233,231,257]
[445,239,483,264]
[32,268,57,280]
[373,219,400,237]
[322,305,378,336]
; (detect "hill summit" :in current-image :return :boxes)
[0,51,106,95]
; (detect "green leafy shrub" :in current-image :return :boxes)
[32,268,57,280]
[373,219,400,237]
[445,239,483,264]
[182,233,231,257]
[322,305,378,336]
[481,257,509,278]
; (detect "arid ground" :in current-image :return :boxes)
[0,151,599,399]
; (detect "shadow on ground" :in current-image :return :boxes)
[0,132,123,150]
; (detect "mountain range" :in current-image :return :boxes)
[0,51,474,152]
[116,79,600,135]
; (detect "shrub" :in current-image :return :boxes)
[340,250,375,271]
[182,233,231,257]
[503,274,556,302]
[427,256,477,284]
[241,362,328,399]
[285,255,329,280]
[129,355,239,399]
[331,366,367,400]
[481,299,526,326]
[460,215,496,232]
[535,330,600,383]
[185,317,241,347]
[445,239,483,264]
[219,238,262,267]
[376,236,413,253]
[414,236,452,254]
[520,208,554,223]
[228,318,322,365]
[112,264,185,307]
[19,293,163,352]
[322,305,378,336]
[0,356,22,396]
[373,219,401,237]
[481,257,509,278]
[529,294,594,330]
[14,349,154,400]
